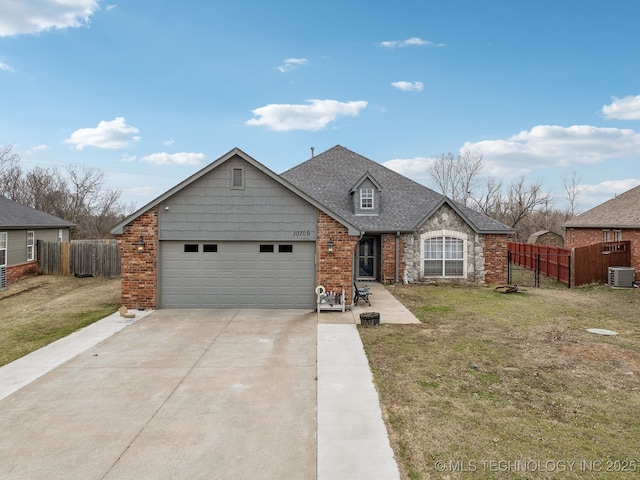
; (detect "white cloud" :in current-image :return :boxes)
[120,153,137,163]
[140,152,205,166]
[277,57,308,73]
[0,0,100,37]
[64,117,141,150]
[378,37,445,49]
[602,94,640,120]
[0,61,14,72]
[462,125,640,177]
[382,157,433,183]
[162,137,175,146]
[391,81,424,92]
[124,185,154,197]
[578,178,640,211]
[246,99,368,131]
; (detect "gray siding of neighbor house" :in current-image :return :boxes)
[6,231,26,266]
[402,203,484,283]
[5,228,67,266]
[158,156,318,241]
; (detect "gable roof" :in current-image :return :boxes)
[111,148,361,235]
[0,196,75,229]
[349,171,383,193]
[564,184,640,229]
[280,145,514,234]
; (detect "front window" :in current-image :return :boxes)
[423,235,464,277]
[0,232,7,266]
[360,188,373,209]
[27,231,35,261]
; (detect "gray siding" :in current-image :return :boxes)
[352,178,380,215]
[158,156,317,241]
[6,231,26,266]
[5,228,69,266]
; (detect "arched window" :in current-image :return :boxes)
[422,233,465,277]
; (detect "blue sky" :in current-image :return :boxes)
[1,1,639,214]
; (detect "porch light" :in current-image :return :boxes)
[327,240,334,254]
[136,236,145,253]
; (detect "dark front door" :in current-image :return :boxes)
[357,236,378,280]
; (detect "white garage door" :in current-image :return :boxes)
[160,241,316,308]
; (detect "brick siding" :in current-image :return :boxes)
[115,207,158,309]
[316,211,359,304]
[483,234,509,284]
[381,233,405,284]
[7,260,38,284]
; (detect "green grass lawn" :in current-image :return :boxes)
[360,284,640,479]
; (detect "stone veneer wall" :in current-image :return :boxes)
[7,260,38,284]
[116,207,158,309]
[316,211,359,304]
[403,203,484,284]
[381,233,405,284]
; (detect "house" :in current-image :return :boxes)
[564,184,640,280]
[0,196,75,289]
[110,146,514,310]
[527,230,565,247]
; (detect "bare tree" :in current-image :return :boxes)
[427,150,483,206]
[562,169,582,217]
[0,145,132,238]
[0,144,23,199]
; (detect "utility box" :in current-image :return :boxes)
[608,267,635,287]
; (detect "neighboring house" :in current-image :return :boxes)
[111,146,514,310]
[0,196,75,289]
[527,230,565,247]
[564,184,640,280]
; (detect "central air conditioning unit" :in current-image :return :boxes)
[0,266,6,290]
[608,267,635,287]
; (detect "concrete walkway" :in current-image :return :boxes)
[317,282,421,325]
[0,284,417,479]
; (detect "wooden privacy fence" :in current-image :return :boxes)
[37,240,121,278]
[508,242,571,286]
[508,241,631,287]
[573,241,631,287]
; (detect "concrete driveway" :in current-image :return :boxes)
[0,309,317,480]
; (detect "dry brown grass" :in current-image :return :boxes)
[360,284,640,479]
[0,275,120,366]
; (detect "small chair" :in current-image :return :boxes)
[353,282,372,306]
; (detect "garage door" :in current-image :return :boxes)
[160,241,316,308]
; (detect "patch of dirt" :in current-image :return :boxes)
[0,275,121,326]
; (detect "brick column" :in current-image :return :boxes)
[483,234,510,284]
[316,211,359,304]
[381,233,405,284]
[116,207,158,309]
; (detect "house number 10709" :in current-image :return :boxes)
[293,230,311,237]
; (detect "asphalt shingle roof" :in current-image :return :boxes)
[280,145,514,234]
[564,184,640,228]
[0,196,75,229]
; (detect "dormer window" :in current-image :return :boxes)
[360,188,374,209]
[350,171,382,216]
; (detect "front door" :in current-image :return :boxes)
[357,236,378,280]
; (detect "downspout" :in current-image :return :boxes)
[395,231,400,284]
